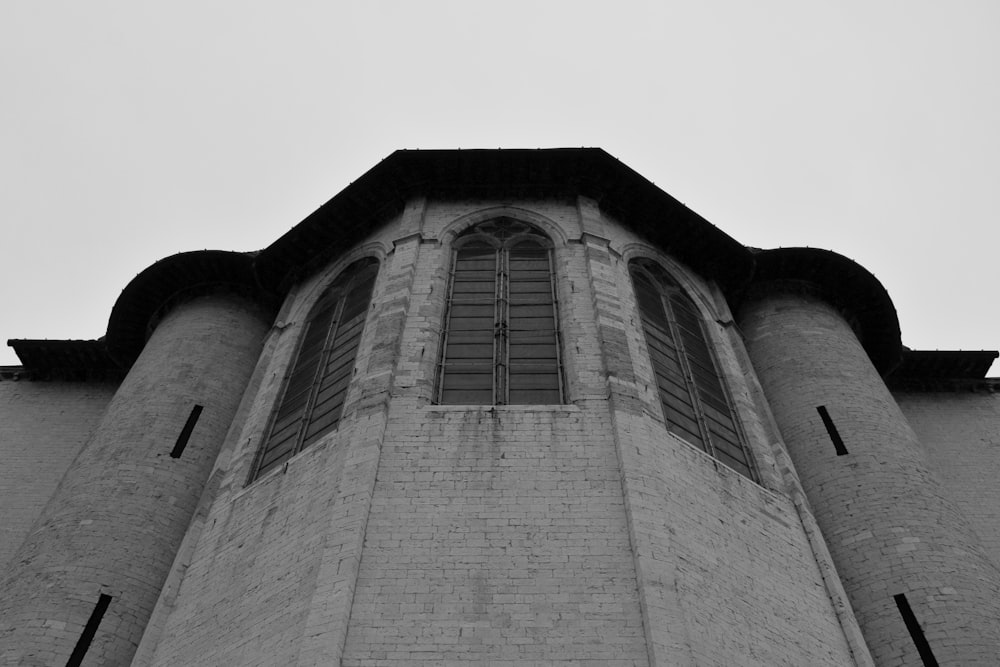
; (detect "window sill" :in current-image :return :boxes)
[425,404,580,413]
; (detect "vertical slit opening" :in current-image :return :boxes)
[894,593,939,667]
[66,593,112,667]
[170,405,203,459]
[817,405,848,455]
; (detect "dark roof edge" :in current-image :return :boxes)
[5,339,123,382]
[11,150,918,380]
[91,148,753,375]
[736,246,903,375]
[103,249,276,368]
[888,349,999,380]
[253,148,753,294]
[11,250,276,375]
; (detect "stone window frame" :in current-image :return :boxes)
[435,218,564,405]
[249,256,380,481]
[628,257,758,480]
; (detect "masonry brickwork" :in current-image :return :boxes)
[0,379,117,573]
[895,390,1000,568]
[0,295,270,665]
[1,149,997,665]
[739,289,1000,665]
[130,200,865,666]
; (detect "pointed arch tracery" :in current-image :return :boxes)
[437,219,563,405]
[252,257,379,480]
[629,257,756,479]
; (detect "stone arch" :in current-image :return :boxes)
[440,206,569,247]
[285,241,388,325]
[619,242,723,322]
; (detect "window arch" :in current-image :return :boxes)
[629,258,756,480]
[252,257,379,480]
[437,219,562,405]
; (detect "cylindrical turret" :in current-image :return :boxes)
[740,283,1000,665]
[0,293,269,666]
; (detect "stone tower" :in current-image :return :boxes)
[2,149,999,665]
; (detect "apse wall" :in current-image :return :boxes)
[138,197,863,666]
[583,205,863,665]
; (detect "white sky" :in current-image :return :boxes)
[2,1,998,373]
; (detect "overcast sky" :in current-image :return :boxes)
[2,1,998,373]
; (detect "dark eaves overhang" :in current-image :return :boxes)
[884,349,1000,392]
[253,148,753,294]
[37,148,753,374]
[102,249,265,366]
[889,349,999,380]
[6,249,266,378]
[10,148,969,382]
[5,339,122,381]
[736,246,904,375]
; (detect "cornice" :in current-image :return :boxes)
[9,149,938,380]
[736,247,903,376]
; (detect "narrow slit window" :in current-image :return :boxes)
[170,404,203,459]
[437,219,562,405]
[817,405,848,456]
[629,258,756,481]
[66,593,112,667]
[893,593,939,667]
[251,258,379,481]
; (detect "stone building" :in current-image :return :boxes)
[2,149,999,666]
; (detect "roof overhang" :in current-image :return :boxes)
[9,148,962,380]
[740,247,903,375]
[254,148,753,294]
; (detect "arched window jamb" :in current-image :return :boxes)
[437,219,563,405]
[629,258,757,480]
[250,257,379,481]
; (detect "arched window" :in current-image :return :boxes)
[629,258,756,480]
[437,219,562,405]
[252,258,379,480]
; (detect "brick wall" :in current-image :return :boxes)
[895,389,1000,568]
[592,216,862,665]
[343,404,648,666]
[340,201,648,664]
[0,378,116,572]
[143,230,402,666]
[740,288,1000,665]
[143,200,869,665]
[0,295,269,666]
[612,411,859,665]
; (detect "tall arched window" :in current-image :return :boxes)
[629,258,756,480]
[437,219,562,405]
[252,258,379,480]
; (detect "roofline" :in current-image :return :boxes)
[252,148,753,294]
[737,246,903,375]
[10,148,954,379]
